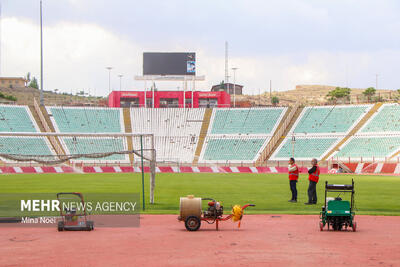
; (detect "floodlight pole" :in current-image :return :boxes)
[39,0,44,106]
[144,80,147,108]
[152,78,155,108]
[106,67,112,94]
[232,67,238,108]
[269,80,272,103]
[118,74,123,91]
[183,76,186,110]
[140,135,145,211]
[192,76,195,108]
[0,3,2,76]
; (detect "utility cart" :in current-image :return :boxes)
[320,179,356,232]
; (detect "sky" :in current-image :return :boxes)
[1,0,400,96]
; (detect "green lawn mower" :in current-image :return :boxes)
[320,179,356,232]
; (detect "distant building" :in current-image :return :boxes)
[108,90,231,108]
[211,83,243,95]
[0,77,27,88]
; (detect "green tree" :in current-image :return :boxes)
[326,87,351,102]
[220,81,225,89]
[25,72,31,85]
[29,77,39,89]
[271,96,279,106]
[363,87,376,102]
[0,92,17,102]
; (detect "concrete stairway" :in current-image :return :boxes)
[192,108,213,165]
[390,150,400,160]
[35,100,66,156]
[29,99,67,158]
[123,108,134,164]
[322,102,383,161]
[256,103,303,164]
[28,105,46,132]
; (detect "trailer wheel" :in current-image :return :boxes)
[185,216,201,231]
[57,221,64,232]
[352,222,357,232]
[319,222,324,231]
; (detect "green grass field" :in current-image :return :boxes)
[1,173,399,215]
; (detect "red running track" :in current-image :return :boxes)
[0,215,399,266]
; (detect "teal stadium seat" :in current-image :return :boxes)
[48,107,124,161]
[210,108,284,134]
[0,137,52,156]
[294,106,369,133]
[361,104,400,132]
[203,138,265,161]
[273,138,339,159]
[0,105,37,132]
[49,107,122,133]
[335,137,400,158]
[63,137,126,161]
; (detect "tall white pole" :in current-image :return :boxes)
[269,80,272,104]
[106,67,113,95]
[152,77,154,108]
[40,0,44,105]
[0,2,2,77]
[225,41,229,84]
[144,80,147,108]
[118,74,123,91]
[225,41,230,98]
[183,76,186,110]
[192,76,195,108]
[232,67,238,108]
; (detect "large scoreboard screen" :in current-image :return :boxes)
[143,52,196,76]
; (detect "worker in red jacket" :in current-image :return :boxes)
[305,158,320,205]
[288,157,299,202]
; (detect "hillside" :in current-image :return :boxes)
[0,86,107,106]
[235,85,397,106]
[1,84,398,107]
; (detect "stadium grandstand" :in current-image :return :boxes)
[199,107,287,163]
[333,103,400,161]
[0,105,55,160]
[270,105,373,161]
[0,102,400,174]
[46,106,128,163]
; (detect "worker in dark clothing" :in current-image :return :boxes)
[288,157,299,202]
[305,158,320,205]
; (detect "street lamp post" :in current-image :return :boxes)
[231,67,238,108]
[39,0,44,105]
[106,67,113,94]
[118,74,123,91]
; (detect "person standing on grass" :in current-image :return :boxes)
[288,157,299,202]
[305,158,320,205]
